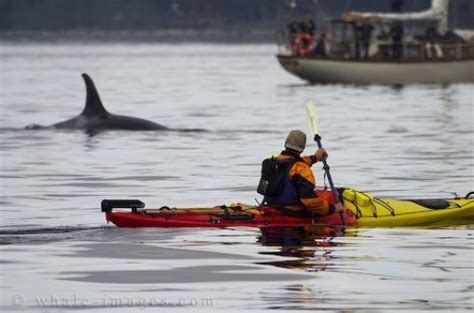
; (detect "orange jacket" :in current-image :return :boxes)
[276,150,330,215]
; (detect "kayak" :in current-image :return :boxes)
[101,188,474,228]
[102,201,357,228]
[342,189,473,227]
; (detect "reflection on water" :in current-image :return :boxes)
[258,226,342,272]
[0,43,473,312]
[0,224,472,311]
[0,226,111,245]
[257,227,473,311]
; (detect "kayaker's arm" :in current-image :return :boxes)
[303,155,316,165]
[303,148,328,166]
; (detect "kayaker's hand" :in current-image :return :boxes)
[315,148,328,162]
[334,203,344,213]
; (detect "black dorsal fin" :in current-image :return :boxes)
[80,73,109,117]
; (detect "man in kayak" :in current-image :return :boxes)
[258,130,343,215]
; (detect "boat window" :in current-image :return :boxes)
[332,21,355,43]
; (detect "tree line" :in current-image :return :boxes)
[0,0,472,32]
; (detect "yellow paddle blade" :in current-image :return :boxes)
[305,99,319,137]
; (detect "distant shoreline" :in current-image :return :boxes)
[0,29,282,43]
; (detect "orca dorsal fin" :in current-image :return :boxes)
[80,73,109,117]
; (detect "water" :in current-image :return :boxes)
[0,43,473,312]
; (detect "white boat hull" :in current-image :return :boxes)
[277,55,474,84]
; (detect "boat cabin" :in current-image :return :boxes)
[283,18,474,62]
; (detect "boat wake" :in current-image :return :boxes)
[0,226,112,245]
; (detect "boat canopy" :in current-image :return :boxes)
[344,0,448,34]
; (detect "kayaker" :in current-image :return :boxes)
[257,130,343,215]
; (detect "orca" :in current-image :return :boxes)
[26,73,168,131]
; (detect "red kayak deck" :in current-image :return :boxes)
[105,206,357,228]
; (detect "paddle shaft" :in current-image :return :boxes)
[314,134,346,226]
[305,99,345,225]
[314,134,340,205]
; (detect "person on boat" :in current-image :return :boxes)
[354,23,363,59]
[257,130,343,216]
[287,20,300,44]
[294,15,316,55]
[360,19,374,59]
[300,15,316,37]
[390,21,404,61]
[291,15,317,56]
[314,31,328,58]
[425,26,444,59]
[356,19,374,59]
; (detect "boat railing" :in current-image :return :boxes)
[376,41,474,61]
[281,39,474,62]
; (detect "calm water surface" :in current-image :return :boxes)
[0,43,473,312]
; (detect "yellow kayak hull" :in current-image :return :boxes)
[341,189,474,227]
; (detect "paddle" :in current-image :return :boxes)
[305,99,346,225]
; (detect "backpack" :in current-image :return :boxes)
[257,158,293,196]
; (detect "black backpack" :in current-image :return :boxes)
[257,158,292,196]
